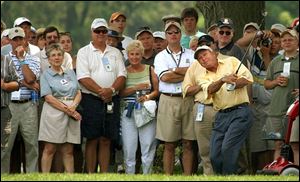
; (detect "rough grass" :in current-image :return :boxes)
[1,173,299,181]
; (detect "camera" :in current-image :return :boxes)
[261,37,272,47]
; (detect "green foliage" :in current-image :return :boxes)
[1,1,298,59]
[1,173,299,181]
[1,1,196,53]
[266,1,299,28]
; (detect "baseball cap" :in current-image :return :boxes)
[31,26,36,33]
[36,27,45,35]
[198,35,214,46]
[107,28,124,41]
[271,23,287,34]
[164,21,181,31]
[109,12,126,23]
[161,14,181,24]
[243,22,259,33]
[217,18,234,29]
[135,26,153,39]
[207,23,218,33]
[194,45,213,59]
[1,28,10,39]
[8,27,25,39]
[13,17,32,27]
[153,31,165,40]
[91,18,108,30]
[280,29,298,39]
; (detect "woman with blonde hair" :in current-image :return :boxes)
[119,40,159,174]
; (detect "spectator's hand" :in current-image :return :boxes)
[15,46,26,60]
[291,88,299,97]
[261,30,274,40]
[66,104,76,113]
[98,88,113,103]
[1,79,4,89]
[21,80,40,92]
[65,108,82,121]
[275,75,288,87]
[260,43,271,56]
[137,94,151,103]
[71,111,82,121]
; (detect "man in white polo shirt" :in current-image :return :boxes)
[154,21,195,175]
[76,18,126,173]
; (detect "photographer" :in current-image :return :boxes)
[237,23,282,173]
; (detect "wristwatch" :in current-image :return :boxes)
[110,87,116,95]
[19,59,28,65]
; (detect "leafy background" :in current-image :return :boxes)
[1,1,298,54]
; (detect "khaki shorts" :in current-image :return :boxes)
[290,116,299,142]
[265,116,287,150]
[156,94,195,142]
[193,103,217,175]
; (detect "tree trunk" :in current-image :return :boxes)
[196,1,265,41]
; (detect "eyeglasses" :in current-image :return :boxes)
[93,29,108,34]
[166,31,180,35]
[219,31,231,36]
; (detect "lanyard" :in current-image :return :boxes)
[166,47,183,68]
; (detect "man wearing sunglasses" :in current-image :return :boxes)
[217,18,246,65]
[154,21,196,175]
[76,18,126,173]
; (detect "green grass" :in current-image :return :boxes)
[1,173,299,181]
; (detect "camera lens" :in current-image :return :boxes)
[261,38,272,47]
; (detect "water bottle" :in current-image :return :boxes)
[135,102,142,110]
[135,90,142,110]
[31,90,39,105]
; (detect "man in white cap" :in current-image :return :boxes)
[76,18,126,173]
[1,17,40,56]
[153,31,167,53]
[196,45,253,175]
[270,23,287,35]
[154,21,195,175]
[1,28,10,47]
[1,27,40,173]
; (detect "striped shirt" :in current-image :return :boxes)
[9,52,41,100]
[1,55,19,107]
